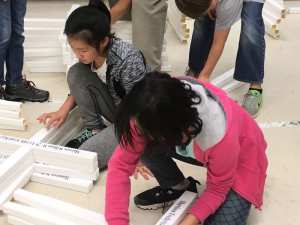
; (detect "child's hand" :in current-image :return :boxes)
[133,162,153,180]
[37,111,67,129]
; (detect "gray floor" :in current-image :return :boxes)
[1,1,300,225]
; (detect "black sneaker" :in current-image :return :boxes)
[134,177,200,210]
[65,128,96,149]
[0,86,4,99]
[4,79,49,102]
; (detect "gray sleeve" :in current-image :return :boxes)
[215,0,243,30]
[119,53,147,94]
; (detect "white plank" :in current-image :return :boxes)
[14,189,106,225]
[25,18,65,28]
[0,109,20,119]
[3,202,79,225]
[0,147,33,191]
[24,48,61,58]
[7,216,33,225]
[0,100,22,112]
[155,191,198,225]
[211,68,235,88]
[0,117,27,131]
[31,172,93,193]
[24,27,62,36]
[289,7,300,14]
[0,167,33,209]
[0,135,98,173]
[34,162,99,181]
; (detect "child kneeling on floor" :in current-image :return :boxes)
[37,0,150,170]
[105,71,268,225]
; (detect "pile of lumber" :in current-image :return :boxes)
[24,18,66,73]
[263,0,287,39]
[0,108,104,224]
[0,100,26,131]
[167,0,190,43]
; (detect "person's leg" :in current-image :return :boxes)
[187,16,215,77]
[4,0,49,102]
[132,0,167,71]
[234,2,265,117]
[0,0,12,85]
[79,125,118,171]
[67,63,116,130]
[134,146,201,209]
[204,190,251,225]
[5,0,26,85]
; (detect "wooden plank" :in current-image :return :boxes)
[211,68,235,88]
[34,162,99,181]
[0,100,22,112]
[31,172,93,193]
[3,202,79,225]
[0,109,21,119]
[7,216,34,225]
[155,191,197,225]
[289,7,300,14]
[14,189,106,225]
[0,135,98,173]
[0,167,33,209]
[0,147,33,191]
[24,48,61,58]
[0,117,27,131]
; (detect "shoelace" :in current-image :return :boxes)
[23,79,37,90]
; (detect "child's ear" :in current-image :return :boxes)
[99,37,110,54]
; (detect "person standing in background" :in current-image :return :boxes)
[0,0,49,102]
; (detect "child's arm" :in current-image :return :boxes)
[110,0,132,24]
[37,95,76,129]
[197,28,230,82]
[105,121,145,225]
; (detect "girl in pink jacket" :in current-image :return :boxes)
[105,71,268,225]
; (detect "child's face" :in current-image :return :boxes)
[68,38,98,65]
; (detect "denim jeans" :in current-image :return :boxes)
[188,2,265,84]
[0,0,26,85]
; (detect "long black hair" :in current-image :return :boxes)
[115,71,203,148]
[64,0,113,52]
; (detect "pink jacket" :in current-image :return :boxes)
[105,81,268,225]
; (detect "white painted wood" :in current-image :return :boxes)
[30,107,82,144]
[0,117,26,131]
[0,167,33,209]
[14,189,106,225]
[3,202,79,225]
[264,0,287,18]
[0,109,20,119]
[263,9,281,24]
[289,7,300,14]
[0,100,22,112]
[7,216,34,225]
[24,40,61,48]
[34,162,99,181]
[24,27,62,36]
[25,18,65,28]
[211,68,235,88]
[24,48,61,58]
[0,135,97,173]
[155,191,198,225]
[0,146,33,190]
[31,172,93,193]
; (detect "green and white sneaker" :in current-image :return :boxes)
[65,128,96,149]
[242,89,263,118]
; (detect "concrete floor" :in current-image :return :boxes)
[1,1,300,224]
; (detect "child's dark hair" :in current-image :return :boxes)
[64,0,113,52]
[115,71,203,147]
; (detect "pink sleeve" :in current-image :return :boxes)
[189,141,239,222]
[105,122,145,225]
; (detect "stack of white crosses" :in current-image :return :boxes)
[0,100,26,131]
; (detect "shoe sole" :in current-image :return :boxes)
[135,201,175,210]
[4,95,49,103]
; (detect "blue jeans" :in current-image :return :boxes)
[188,2,265,84]
[0,0,26,85]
